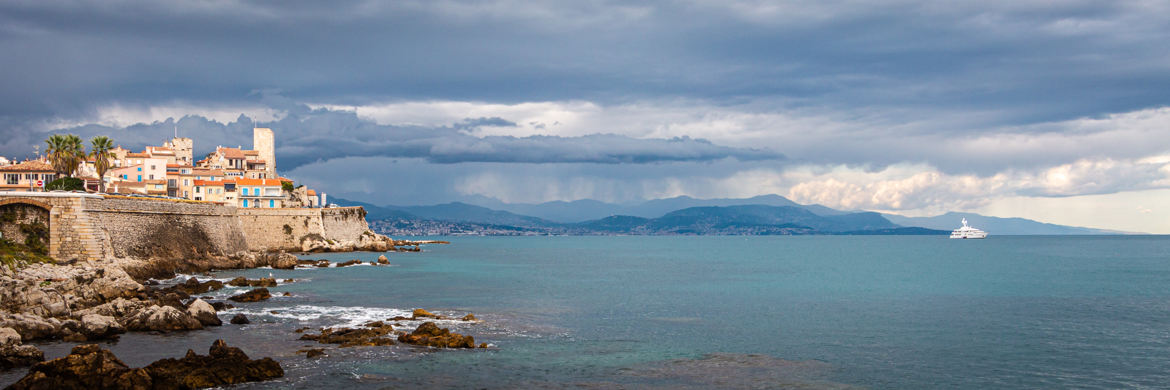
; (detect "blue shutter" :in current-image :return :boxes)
[243,199,248,207]
[269,199,274,208]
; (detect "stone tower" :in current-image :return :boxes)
[168,137,193,165]
[253,127,276,178]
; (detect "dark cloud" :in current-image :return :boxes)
[1,1,1168,126]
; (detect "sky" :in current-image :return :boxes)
[1,0,1168,233]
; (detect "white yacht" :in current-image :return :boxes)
[950,218,988,239]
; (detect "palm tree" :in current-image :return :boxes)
[90,136,114,193]
[44,135,68,176]
[44,134,86,177]
[61,134,85,177]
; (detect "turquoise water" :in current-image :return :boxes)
[12,236,1170,388]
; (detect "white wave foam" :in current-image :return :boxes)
[222,305,477,328]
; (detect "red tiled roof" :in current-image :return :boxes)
[193,180,224,186]
[0,160,53,172]
[218,147,246,159]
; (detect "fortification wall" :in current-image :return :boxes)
[236,206,369,251]
[84,197,249,260]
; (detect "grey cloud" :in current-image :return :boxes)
[29,104,782,169]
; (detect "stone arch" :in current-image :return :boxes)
[0,199,52,255]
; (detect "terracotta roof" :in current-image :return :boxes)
[166,164,181,168]
[306,189,316,196]
[0,160,54,172]
[234,178,284,186]
[243,150,259,156]
[218,147,246,159]
[193,180,224,186]
[143,179,167,184]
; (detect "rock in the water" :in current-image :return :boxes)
[229,314,250,325]
[397,322,477,348]
[79,314,125,340]
[298,348,326,358]
[0,327,21,347]
[227,277,277,287]
[167,278,225,295]
[143,339,284,389]
[0,327,43,369]
[6,344,151,389]
[186,299,222,327]
[314,260,330,268]
[125,305,203,332]
[411,308,438,319]
[336,259,362,267]
[209,301,234,311]
[376,255,389,265]
[298,325,396,347]
[460,313,478,322]
[228,288,271,302]
[7,341,283,390]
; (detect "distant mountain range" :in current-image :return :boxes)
[882,212,1123,235]
[333,195,1126,236]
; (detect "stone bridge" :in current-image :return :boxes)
[0,192,105,261]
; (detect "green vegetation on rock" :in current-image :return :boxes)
[45,177,85,191]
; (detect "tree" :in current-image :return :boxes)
[61,134,85,177]
[44,134,86,177]
[90,136,114,193]
[44,135,67,176]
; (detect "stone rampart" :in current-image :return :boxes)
[0,192,376,261]
[85,196,249,260]
[236,207,369,251]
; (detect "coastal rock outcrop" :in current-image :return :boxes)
[186,299,221,327]
[0,327,44,369]
[411,308,439,319]
[124,305,203,332]
[298,322,397,347]
[397,322,478,349]
[7,340,283,390]
[376,255,389,265]
[166,278,224,295]
[335,260,362,267]
[227,277,277,287]
[79,314,125,340]
[142,339,284,389]
[228,288,272,302]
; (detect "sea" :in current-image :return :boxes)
[5,235,1170,389]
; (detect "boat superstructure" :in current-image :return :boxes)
[950,218,988,239]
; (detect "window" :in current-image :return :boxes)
[253,187,260,195]
[242,188,248,196]
[137,167,142,172]
[4,174,17,185]
[137,175,142,182]
[150,165,156,170]
[242,199,249,208]
[195,187,201,193]
[148,174,154,180]
[183,179,190,186]
[269,200,274,208]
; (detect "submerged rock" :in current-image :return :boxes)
[397,322,477,349]
[8,340,283,390]
[297,348,326,358]
[228,288,271,302]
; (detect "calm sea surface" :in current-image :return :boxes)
[7,236,1170,389]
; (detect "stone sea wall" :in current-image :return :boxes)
[0,192,379,262]
[236,207,370,251]
[86,197,250,260]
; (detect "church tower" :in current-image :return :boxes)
[253,127,276,178]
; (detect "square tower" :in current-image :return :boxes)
[252,127,275,178]
[167,137,193,165]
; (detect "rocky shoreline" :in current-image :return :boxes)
[0,234,474,389]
